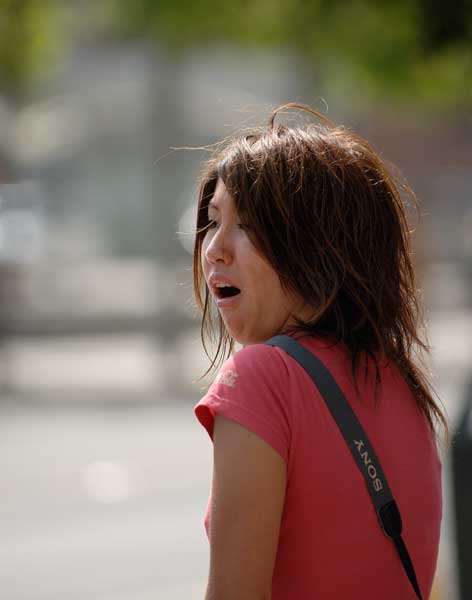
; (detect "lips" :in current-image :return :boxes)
[208,273,242,300]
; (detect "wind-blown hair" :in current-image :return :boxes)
[193,103,447,437]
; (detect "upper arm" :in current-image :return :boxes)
[205,413,287,600]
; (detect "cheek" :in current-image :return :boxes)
[248,254,283,296]
[255,264,293,310]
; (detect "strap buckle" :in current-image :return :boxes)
[378,499,403,539]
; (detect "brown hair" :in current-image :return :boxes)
[193,103,447,438]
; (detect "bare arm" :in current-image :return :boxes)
[204,414,287,600]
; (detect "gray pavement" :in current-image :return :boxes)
[0,400,211,600]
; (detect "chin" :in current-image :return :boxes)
[226,327,253,346]
[224,318,275,346]
[232,330,270,346]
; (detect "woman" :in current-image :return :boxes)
[192,103,446,600]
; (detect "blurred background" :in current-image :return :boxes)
[0,1,471,599]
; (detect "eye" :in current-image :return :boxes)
[207,220,245,228]
[237,223,250,231]
[205,220,248,231]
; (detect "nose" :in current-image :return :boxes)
[204,227,232,265]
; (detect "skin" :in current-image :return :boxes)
[205,415,286,600]
[201,179,313,599]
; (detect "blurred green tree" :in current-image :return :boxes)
[0,0,471,110]
[0,0,64,98]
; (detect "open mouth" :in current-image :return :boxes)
[215,285,241,299]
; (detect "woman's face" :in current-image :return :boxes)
[201,178,311,345]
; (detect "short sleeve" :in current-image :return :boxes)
[194,343,292,463]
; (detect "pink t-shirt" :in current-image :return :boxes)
[194,334,442,599]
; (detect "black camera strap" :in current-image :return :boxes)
[265,335,423,600]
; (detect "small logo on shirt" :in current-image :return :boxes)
[215,369,238,388]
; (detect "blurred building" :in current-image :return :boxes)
[0,40,470,398]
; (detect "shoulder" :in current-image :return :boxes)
[194,341,293,464]
[214,342,291,391]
